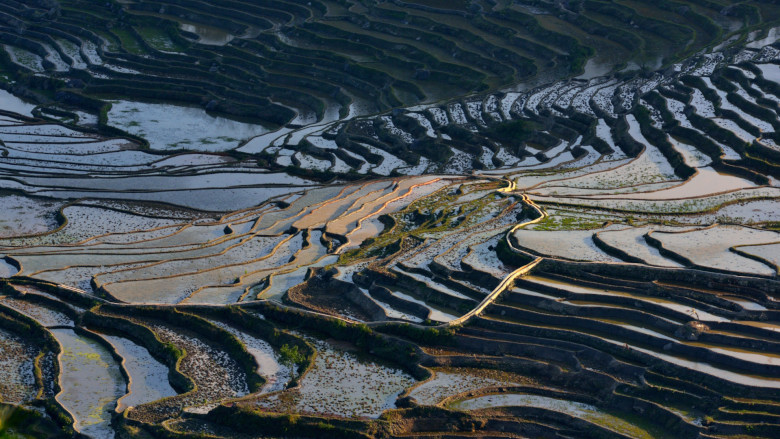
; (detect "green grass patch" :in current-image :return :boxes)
[338,181,511,265]
[135,26,183,52]
[110,28,146,55]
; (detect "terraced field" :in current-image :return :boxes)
[1,2,780,439]
[0,0,774,130]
